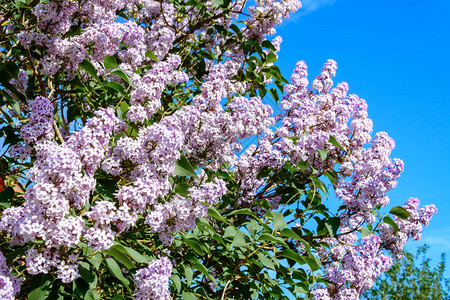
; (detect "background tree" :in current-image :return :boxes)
[363,245,450,300]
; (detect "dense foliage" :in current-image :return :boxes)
[363,245,450,300]
[0,0,437,299]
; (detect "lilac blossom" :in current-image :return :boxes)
[133,257,172,300]
[127,56,187,123]
[8,69,28,98]
[145,177,227,245]
[20,96,54,144]
[380,198,437,259]
[314,235,392,299]
[245,0,302,40]
[0,251,21,300]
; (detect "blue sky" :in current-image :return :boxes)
[274,0,450,273]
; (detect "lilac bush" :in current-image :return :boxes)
[0,0,436,299]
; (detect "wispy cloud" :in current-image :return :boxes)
[299,0,337,15]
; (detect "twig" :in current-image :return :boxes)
[220,279,232,300]
[52,119,64,144]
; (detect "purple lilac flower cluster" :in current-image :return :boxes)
[8,69,28,98]
[245,0,302,40]
[183,64,274,170]
[145,176,227,245]
[142,1,177,61]
[234,60,373,206]
[1,108,119,281]
[127,55,188,123]
[133,257,172,300]
[313,235,392,299]
[379,197,437,259]
[20,96,54,144]
[0,251,21,300]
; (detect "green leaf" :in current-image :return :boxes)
[196,217,217,236]
[105,258,130,286]
[227,208,257,219]
[261,40,276,52]
[191,257,218,286]
[294,285,309,294]
[174,183,190,196]
[28,274,53,300]
[390,206,412,220]
[170,274,182,293]
[174,154,196,177]
[0,62,19,84]
[256,252,275,270]
[185,0,203,7]
[269,88,279,104]
[383,216,400,232]
[324,217,340,237]
[215,170,232,180]
[223,226,237,238]
[280,228,302,240]
[248,220,260,237]
[304,256,321,272]
[67,106,82,123]
[85,289,100,300]
[104,55,119,69]
[144,49,159,62]
[281,249,306,265]
[360,226,371,238]
[0,187,14,207]
[279,228,311,252]
[105,247,136,269]
[184,267,194,285]
[5,247,27,265]
[310,176,328,194]
[212,233,226,246]
[181,291,196,300]
[79,60,100,81]
[328,135,344,150]
[110,69,132,86]
[317,149,327,161]
[86,253,102,270]
[211,0,224,7]
[14,0,26,8]
[183,237,205,255]
[231,231,247,248]
[266,52,277,63]
[112,244,151,264]
[105,81,128,97]
[78,262,97,289]
[229,24,242,39]
[116,101,129,120]
[258,233,288,247]
[1,82,26,103]
[292,269,308,282]
[10,100,21,114]
[297,159,309,171]
[207,207,229,224]
[272,212,288,231]
[95,179,117,200]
